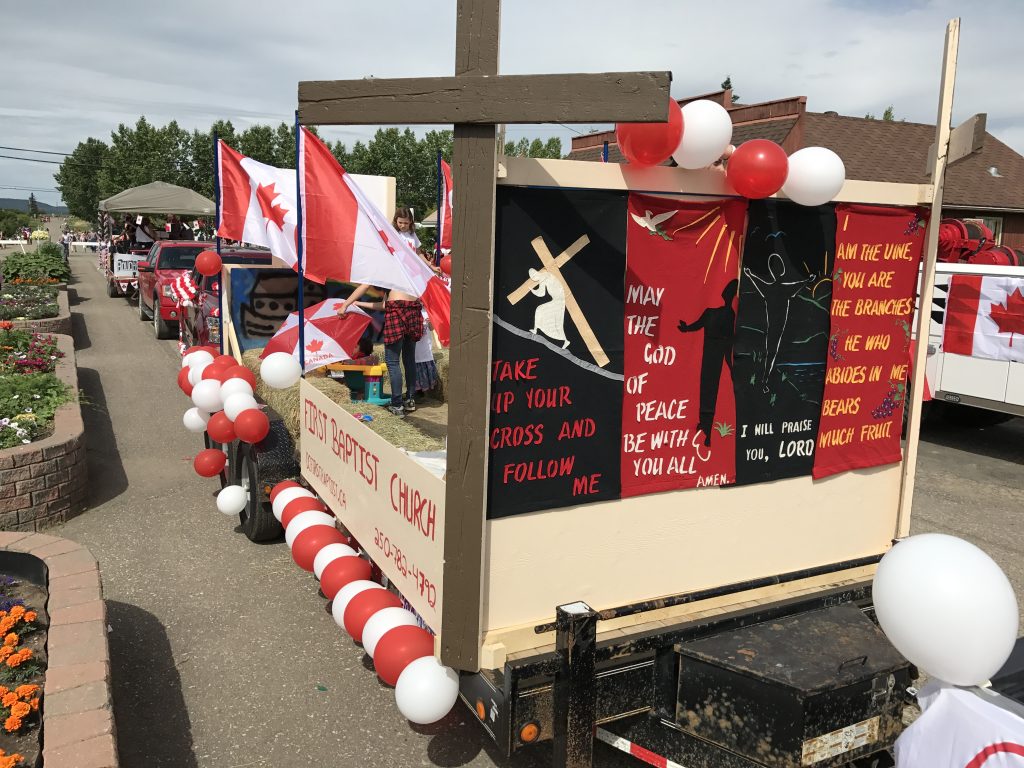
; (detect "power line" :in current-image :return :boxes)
[0,154,62,165]
[0,185,59,192]
[0,145,72,157]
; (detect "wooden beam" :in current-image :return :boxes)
[440,0,501,673]
[926,112,986,174]
[898,18,960,540]
[298,72,671,126]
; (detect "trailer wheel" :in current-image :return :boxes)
[153,297,176,339]
[236,441,284,542]
[105,280,118,297]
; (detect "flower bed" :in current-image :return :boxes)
[0,334,86,531]
[0,330,69,451]
[0,244,70,284]
[0,286,59,323]
[0,574,46,767]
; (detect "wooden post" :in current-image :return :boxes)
[897,17,960,540]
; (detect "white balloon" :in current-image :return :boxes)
[271,487,315,521]
[313,542,359,579]
[219,377,254,401]
[260,352,303,389]
[672,99,733,169]
[331,580,383,629]
[216,485,248,515]
[188,361,211,386]
[191,379,223,413]
[284,511,335,548]
[362,607,419,658]
[394,656,459,724]
[223,392,259,421]
[183,350,213,370]
[183,407,210,433]
[782,146,846,206]
[873,533,1018,686]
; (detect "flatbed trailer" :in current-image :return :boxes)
[203,12,984,767]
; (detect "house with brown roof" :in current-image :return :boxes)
[566,89,1024,249]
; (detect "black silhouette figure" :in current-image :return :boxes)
[678,280,739,447]
[743,254,815,393]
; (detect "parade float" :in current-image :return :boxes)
[167,9,1024,767]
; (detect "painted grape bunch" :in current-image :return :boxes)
[871,381,906,420]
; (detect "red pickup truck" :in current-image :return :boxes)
[137,241,207,339]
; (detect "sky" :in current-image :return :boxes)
[1,0,1022,208]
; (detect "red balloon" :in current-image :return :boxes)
[206,411,237,444]
[726,139,789,199]
[321,556,372,600]
[615,99,684,166]
[224,365,257,389]
[182,346,206,358]
[439,255,452,275]
[291,525,348,572]
[344,588,402,642]
[281,496,328,528]
[196,250,222,277]
[270,480,301,503]
[177,367,193,396]
[201,362,229,381]
[374,625,435,686]
[213,354,235,367]
[234,409,270,444]
[194,448,226,478]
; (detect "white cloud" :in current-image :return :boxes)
[1,0,1021,207]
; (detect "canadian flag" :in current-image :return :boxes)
[438,158,453,253]
[299,127,451,346]
[944,276,1024,363]
[217,141,298,267]
[260,299,371,372]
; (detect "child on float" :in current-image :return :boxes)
[338,283,422,418]
[393,207,421,253]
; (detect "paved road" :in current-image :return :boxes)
[50,229,1023,767]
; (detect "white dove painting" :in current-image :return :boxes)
[630,209,677,240]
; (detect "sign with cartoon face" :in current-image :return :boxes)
[228,270,342,352]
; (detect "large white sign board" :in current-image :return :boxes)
[300,380,444,632]
[113,253,140,279]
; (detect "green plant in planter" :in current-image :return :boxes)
[0,285,59,321]
[0,373,70,449]
[1,245,71,282]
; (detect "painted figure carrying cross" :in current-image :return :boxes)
[506,234,611,367]
[297,0,669,672]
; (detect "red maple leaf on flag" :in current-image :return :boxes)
[306,339,324,353]
[376,228,396,255]
[256,183,289,230]
[989,288,1024,347]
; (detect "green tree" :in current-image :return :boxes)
[237,125,278,166]
[721,75,739,103]
[865,105,900,121]
[27,194,39,216]
[503,135,561,159]
[181,120,237,200]
[54,137,110,219]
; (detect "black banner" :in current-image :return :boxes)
[488,187,626,518]
[733,200,836,485]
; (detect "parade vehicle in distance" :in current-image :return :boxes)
[137,241,209,339]
[920,218,1024,422]
[103,245,149,300]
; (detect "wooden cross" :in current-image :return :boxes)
[298,0,669,671]
[507,235,610,367]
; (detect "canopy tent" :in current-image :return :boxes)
[99,181,215,216]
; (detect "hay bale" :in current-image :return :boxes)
[242,350,445,452]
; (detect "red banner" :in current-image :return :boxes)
[812,204,925,479]
[621,195,748,496]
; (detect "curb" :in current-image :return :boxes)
[0,531,117,768]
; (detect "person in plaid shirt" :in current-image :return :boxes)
[338,284,423,417]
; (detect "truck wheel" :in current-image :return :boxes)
[139,291,152,320]
[153,297,176,339]
[236,442,284,542]
[106,280,118,298]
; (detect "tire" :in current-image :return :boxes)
[153,296,177,339]
[236,441,285,542]
[105,280,118,298]
[139,290,152,320]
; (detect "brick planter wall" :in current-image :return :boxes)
[0,532,118,768]
[0,334,87,530]
[10,289,71,336]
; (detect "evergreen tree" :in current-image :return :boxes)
[27,194,39,216]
